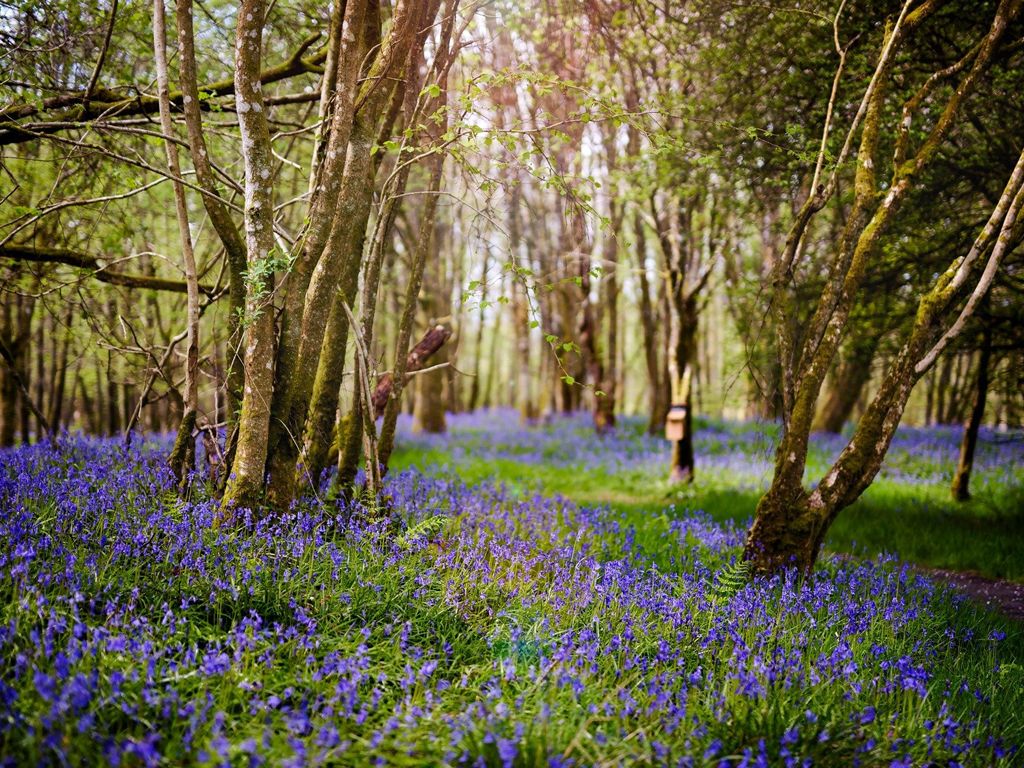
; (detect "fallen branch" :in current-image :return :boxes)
[371,324,452,418]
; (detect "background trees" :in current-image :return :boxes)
[1,0,1021,545]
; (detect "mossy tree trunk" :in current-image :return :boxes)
[295,180,371,494]
[220,0,278,513]
[264,0,439,508]
[747,0,1023,572]
[263,0,374,506]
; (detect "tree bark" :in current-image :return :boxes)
[412,224,450,435]
[633,211,665,434]
[293,179,373,495]
[814,332,881,433]
[46,306,72,431]
[175,0,247,451]
[508,187,536,423]
[467,244,491,412]
[267,0,439,506]
[952,331,991,501]
[264,0,371,498]
[221,0,278,513]
[669,296,697,483]
[154,0,200,487]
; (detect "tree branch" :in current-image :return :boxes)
[0,33,326,146]
[0,245,220,296]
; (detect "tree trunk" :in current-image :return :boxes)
[934,354,953,424]
[951,332,991,501]
[47,306,72,431]
[175,0,248,451]
[264,0,371,494]
[0,297,20,446]
[377,36,452,464]
[266,0,431,506]
[413,232,449,435]
[221,0,278,513]
[633,212,664,434]
[467,244,491,412]
[509,189,536,423]
[814,333,880,433]
[597,203,620,433]
[945,353,972,425]
[747,131,1024,574]
[293,182,371,494]
[155,0,201,487]
[669,298,697,483]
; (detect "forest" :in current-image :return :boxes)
[1,0,1023,764]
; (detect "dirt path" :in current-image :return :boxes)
[925,568,1024,622]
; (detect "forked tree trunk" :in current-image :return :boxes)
[747,137,1024,574]
[269,0,444,507]
[951,332,991,501]
[262,0,371,501]
[293,181,370,493]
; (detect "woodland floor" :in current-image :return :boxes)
[927,569,1024,622]
[392,409,1024,613]
[3,414,1024,765]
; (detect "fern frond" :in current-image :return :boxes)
[710,559,751,601]
[397,514,448,550]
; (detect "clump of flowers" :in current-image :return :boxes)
[0,434,1020,766]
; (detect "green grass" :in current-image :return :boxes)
[390,424,1024,582]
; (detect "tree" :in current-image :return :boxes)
[744,0,1024,573]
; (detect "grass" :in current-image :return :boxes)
[389,414,1024,582]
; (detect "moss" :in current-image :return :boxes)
[332,404,363,499]
[168,409,197,487]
